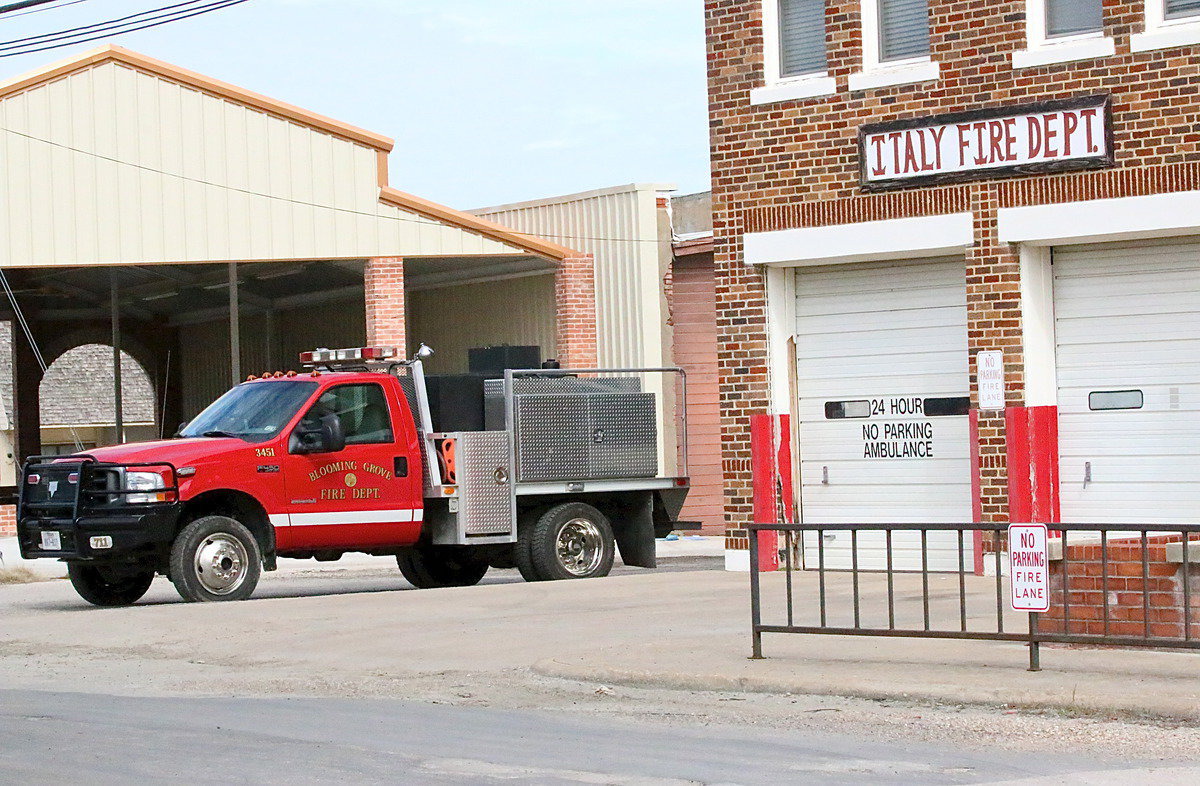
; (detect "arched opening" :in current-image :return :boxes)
[38,344,158,454]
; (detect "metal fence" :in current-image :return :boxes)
[748,522,1200,671]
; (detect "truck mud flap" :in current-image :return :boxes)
[614,493,656,569]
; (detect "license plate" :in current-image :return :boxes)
[40,531,61,551]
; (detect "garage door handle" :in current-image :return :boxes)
[1084,461,1091,488]
[821,466,829,485]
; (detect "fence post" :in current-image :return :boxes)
[749,528,764,659]
[1028,611,1041,672]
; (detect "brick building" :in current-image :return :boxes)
[708,0,1200,570]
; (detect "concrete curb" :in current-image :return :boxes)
[531,657,1200,723]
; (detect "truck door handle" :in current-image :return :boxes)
[394,456,409,478]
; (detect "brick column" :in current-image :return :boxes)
[714,215,771,552]
[364,257,406,354]
[967,184,1025,544]
[554,254,598,369]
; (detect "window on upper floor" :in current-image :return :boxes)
[878,0,930,61]
[848,0,939,91]
[1013,0,1114,69]
[1045,0,1103,37]
[1133,0,1200,51]
[750,0,836,105]
[1167,0,1200,18]
[779,0,827,77]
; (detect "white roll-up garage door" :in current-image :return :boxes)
[794,258,973,571]
[1054,239,1200,524]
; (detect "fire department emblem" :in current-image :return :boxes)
[344,472,358,488]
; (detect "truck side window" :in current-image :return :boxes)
[309,383,395,445]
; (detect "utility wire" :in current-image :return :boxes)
[0,0,250,57]
[0,0,216,49]
[1,0,92,19]
[0,123,663,246]
[0,0,61,15]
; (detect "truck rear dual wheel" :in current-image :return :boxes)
[67,563,155,607]
[521,502,616,581]
[169,515,262,602]
[397,546,489,589]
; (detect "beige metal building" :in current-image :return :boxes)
[0,44,591,485]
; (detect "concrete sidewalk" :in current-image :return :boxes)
[533,569,1200,723]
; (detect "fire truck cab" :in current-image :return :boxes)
[15,346,691,605]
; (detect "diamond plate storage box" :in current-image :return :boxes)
[510,377,658,482]
[456,431,513,536]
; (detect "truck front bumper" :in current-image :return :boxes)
[17,506,180,561]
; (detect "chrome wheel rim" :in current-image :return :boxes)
[556,518,604,577]
[194,534,249,595]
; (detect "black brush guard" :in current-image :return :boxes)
[16,454,182,561]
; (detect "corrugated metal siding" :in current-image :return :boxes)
[178,297,365,417]
[408,275,557,374]
[0,62,523,267]
[473,185,669,370]
[672,254,723,532]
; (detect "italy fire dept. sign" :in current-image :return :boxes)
[859,95,1113,190]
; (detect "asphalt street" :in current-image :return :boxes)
[3,556,1200,784]
[0,689,1175,785]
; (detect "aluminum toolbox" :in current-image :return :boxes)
[426,430,515,545]
[502,377,659,482]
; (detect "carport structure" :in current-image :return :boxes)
[0,45,595,465]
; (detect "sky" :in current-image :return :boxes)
[0,0,710,208]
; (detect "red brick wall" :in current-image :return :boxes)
[1042,535,1200,640]
[554,255,599,369]
[707,0,1200,536]
[365,256,406,353]
[0,505,14,539]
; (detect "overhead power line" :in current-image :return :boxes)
[0,0,252,57]
[2,0,216,49]
[1,0,92,18]
[0,0,61,15]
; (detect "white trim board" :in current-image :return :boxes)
[744,213,973,267]
[997,191,1200,245]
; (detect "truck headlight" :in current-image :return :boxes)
[125,471,167,504]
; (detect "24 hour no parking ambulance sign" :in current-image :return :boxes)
[1009,524,1050,612]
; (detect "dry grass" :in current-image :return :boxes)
[0,566,43,585]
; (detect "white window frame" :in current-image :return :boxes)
[848,0,940,92]
[1132,0,1200,52]
[751,0,836,105]
[1012,0,1114,69]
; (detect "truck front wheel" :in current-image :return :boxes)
[528,503,615,581]
[169,515,262,602]
[397,546,489,589]
[67,563,155,607]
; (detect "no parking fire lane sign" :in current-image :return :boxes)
[1009,524,1050,613]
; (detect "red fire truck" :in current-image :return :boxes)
[15,346,691,606]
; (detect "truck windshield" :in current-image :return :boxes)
[179,381,319,442]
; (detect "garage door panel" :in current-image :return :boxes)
[1055,239,1200,525]
[797,298,967,324]
[795,258,971,571]
[1057,315,1200,345]
[803,532,968,571]
[798,326,967,359]
[1055,270,1200,302]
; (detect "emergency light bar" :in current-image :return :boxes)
[299,346,397,366]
